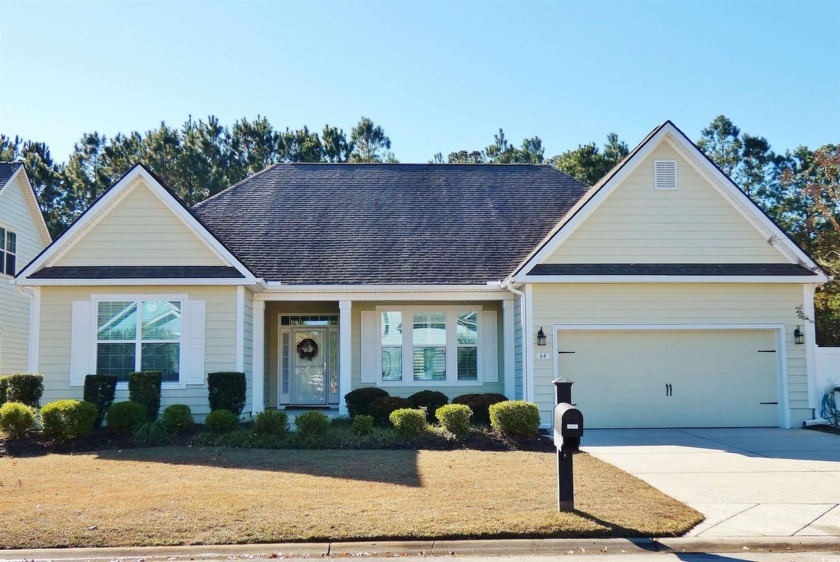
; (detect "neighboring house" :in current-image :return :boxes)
[14,122,829,428]
[0,163,51,375]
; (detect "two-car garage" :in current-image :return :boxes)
[555,328,782,428]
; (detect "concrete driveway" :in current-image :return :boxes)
[583,428,840,537]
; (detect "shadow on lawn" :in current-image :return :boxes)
[94,447,423,487]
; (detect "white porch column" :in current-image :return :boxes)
[252,299,266,415]
[339,300,352,415]
[502,299,515,399]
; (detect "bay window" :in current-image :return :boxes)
[378,306,488,385]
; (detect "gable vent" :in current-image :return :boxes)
[654,160,677,190]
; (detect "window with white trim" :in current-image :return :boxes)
[0,227,17,276]
[96,300,182,383]
[378,307,483,385]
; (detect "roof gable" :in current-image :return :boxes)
[510,121,827,283]
[17,165,255,284]
[0,162,51,246]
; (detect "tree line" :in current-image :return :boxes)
[2,114,837,343]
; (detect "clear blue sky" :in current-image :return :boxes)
[1,0,838,164]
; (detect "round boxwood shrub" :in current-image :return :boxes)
[5,374,44,408]
[452,393,508,426]
[205,409,238,433]
[0,402,37,439]
[84,374,118,429]
[294,411,330,439]
[350,414,374,436]
[41,400,98,440]
[369,396,410,426]
[207,372,246,415]
[106,401,147,435]
[128,371,162,421]
[344,387,389,418]
[389,408,427,438]
[253,410,289,437]
[489,400,541,437]
[435,403,472,436]
[162,404,194,434]
[407,390,449,423]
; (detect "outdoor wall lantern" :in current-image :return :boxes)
[794,326,804,345]
[537,327,547,346]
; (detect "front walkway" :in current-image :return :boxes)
[583,428,840,537]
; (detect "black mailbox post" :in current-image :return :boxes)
[553,378,583,511]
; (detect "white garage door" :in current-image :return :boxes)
[556,329,780,428]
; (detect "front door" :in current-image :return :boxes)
[291,328,328,405]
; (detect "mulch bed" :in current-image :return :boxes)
[804,424,840,436]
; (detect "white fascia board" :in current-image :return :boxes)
[18,277,250,286]
[17,165,256,283]
[504,127,669,283]
[513,274,829,284]
[6,166,52,246]
[254,283,513,302]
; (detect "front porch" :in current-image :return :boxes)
[250,289,518,416]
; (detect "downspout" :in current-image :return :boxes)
[500,279,528,401]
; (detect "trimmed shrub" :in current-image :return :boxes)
[389,408,427,438]
[5,374,44,408]
[369,396,410,426]
[205,409,238,433]
[133,421,170,447]
[253,410,289,437]
[351,414,374,436]
[41,400,98,440]
[208,372,246,415]
[489,400,541,437]
[84,374,118,428]
[106,401,147,435]
[162,404,194,434]
[435,403,472,436]
[0,376,8,405]
[128,371,162,420]
[294,411,330,439]
[407,390,449,423]
[0,402,36,439]
[344,387,389,418]
[453,393,508,426]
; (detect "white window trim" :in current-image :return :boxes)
[0,223,17,278]
[91,293,188,390]
[374,305,484,387]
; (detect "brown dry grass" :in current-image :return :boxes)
[0,448,702,548]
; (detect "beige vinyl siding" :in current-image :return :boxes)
[529,283,808,426]
[38,285,238,418]
[55,179,224,267]
[0,174,48,374]
[242,288,254,413]
[545,141,789,264]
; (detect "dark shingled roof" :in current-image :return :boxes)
[30,266,244,279]
[0,162,22,190]
[193,164,590,284]
[527,263,819,277]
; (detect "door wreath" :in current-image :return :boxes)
[296,338,319,361]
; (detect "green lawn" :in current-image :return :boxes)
[0,448,702,548]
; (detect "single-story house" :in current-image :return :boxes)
[0,162,51,375]
[14,121,829,428]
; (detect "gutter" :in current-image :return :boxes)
[499,279,528,401]
[17,284,40,372]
